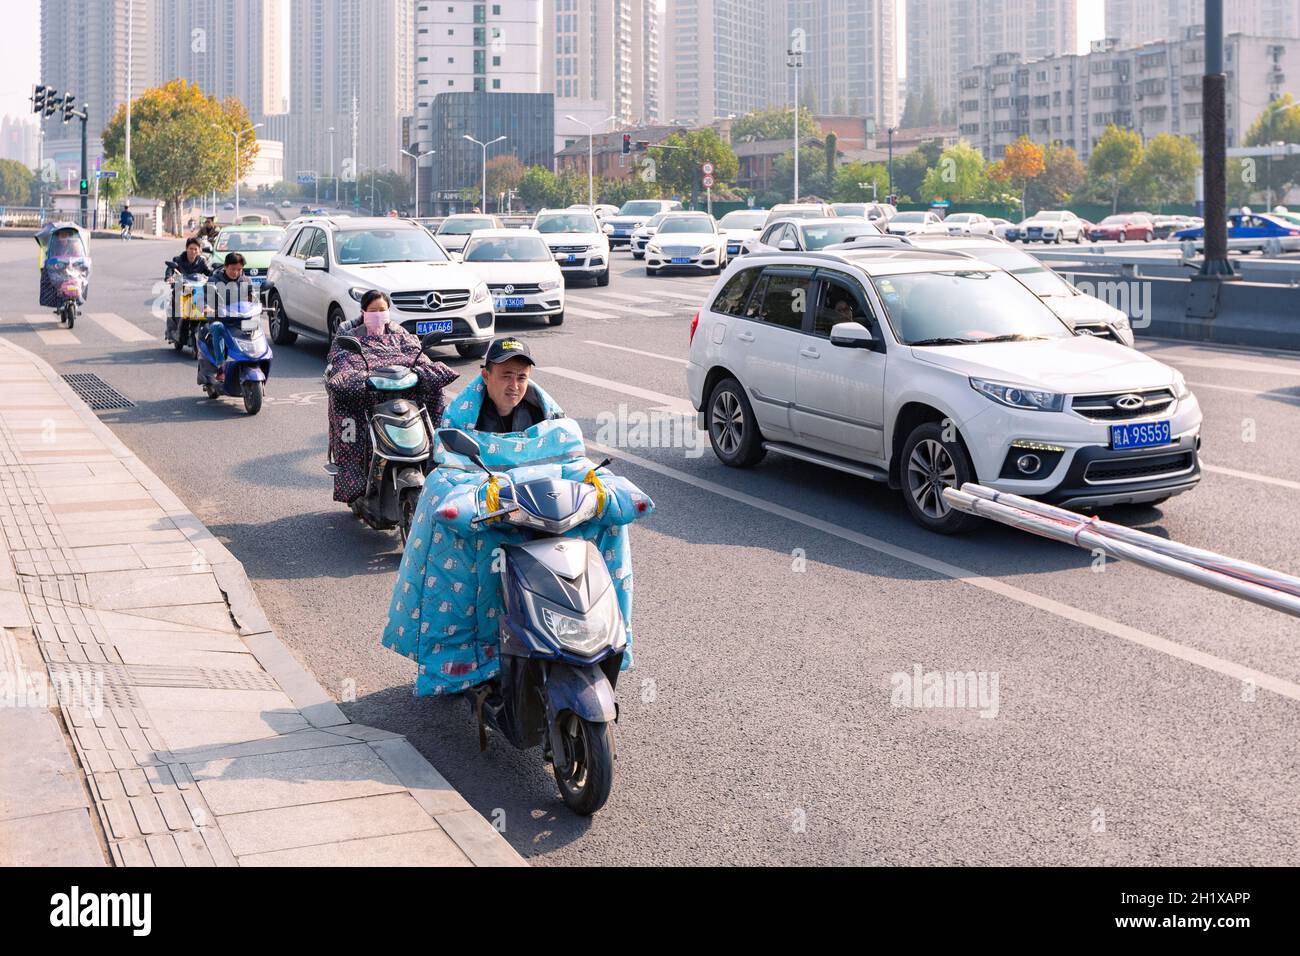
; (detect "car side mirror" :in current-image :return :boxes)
[305,256,327,270]
[437,428,486,469]
[829,322,874,349]
[333,335,363,354]
[777,239,798,251]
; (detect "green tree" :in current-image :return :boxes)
[95,156,135,224]
[824,131,838,185]
[599,176,662,207]
[732,106,822,143]
[1087,124,1144,214]
[919,141,987,203]
[832,161,890,202]
[654,129,738,204]
[485,154,525,202]
[0,158,34,204]
[517,166,560,211]
[1242,93,1300,203]
[889,139,943,202]
[1027,144,1086,209]
[770,145,833,201]
[102,79,258,233]
[1129,133,1200,209]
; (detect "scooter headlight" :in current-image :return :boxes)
[539,587,620,656]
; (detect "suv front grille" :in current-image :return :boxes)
[391,289,472,313]
[1071,388,1175,421]
[551,245,589,254]
[662,246,700,257]
[1073,324,1121,344]
[1085,451,1195,484]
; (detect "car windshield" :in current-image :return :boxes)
[803,221,882,248]
[641,214,666,229]
[892,212,926,223]
[719,211,766,229]
[777,207,828,219]
[535,213,598,233]
[658,216,715,234]
[438,217,495,235]
[335,228,448,264]
[872,270,1071,345]
[463,236,551,262]
[216,229,284,251]
[1100,215,1129,225]
[1035,212,1065,221]
[945,214,974,223]
[968,248,1075,297]
[619,201,663,216]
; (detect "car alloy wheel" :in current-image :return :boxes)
[710,389,744,457]
[906,438,958,520]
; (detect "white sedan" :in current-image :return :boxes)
[458,229,565,327]
[943,213,996,237]
[646,213,728,276]
[886,211,948,236]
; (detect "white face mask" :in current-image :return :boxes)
[363,310,389,334]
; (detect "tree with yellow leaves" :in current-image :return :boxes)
[988,136,1046,214]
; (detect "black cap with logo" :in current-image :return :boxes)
[484,336,535,366]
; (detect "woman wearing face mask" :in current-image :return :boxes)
[325,289,458,505]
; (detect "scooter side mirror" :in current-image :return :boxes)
[437,428,483,463]
[420,330,445,353]
[333,335,363,354]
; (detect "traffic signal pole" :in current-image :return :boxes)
[79,104,88,227]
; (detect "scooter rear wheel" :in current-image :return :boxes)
[241,380,264,415]
[553,714,615,816]
[397,488,418,545]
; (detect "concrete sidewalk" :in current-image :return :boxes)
[0,336,523,867]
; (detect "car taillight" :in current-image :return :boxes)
[689,311,699,345]
[1290,230,1299,236]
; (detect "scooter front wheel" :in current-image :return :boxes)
[241,380,264,415]
[553,714,615,816]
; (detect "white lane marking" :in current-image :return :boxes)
[535,367,695,414]
[1202,462,1300,492]
[588,291,656,303]
[1187,380,1300,406]
[1148,353,1300,377]
[564,305,619,320]
[583,340,689,365]
[86,312,154,343]
[1141,336,1300,362]
[653,290,710,303]
[590,440,1300,703]
[576,295,673,317]
[36,328,80,346]
[22,313,60,326]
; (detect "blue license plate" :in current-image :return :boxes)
[613,230,627,237]
[1111,420,1171,450]
[250,276,265,286]
[416,319,454,335]
[727,245,739,254]
[566,254,577,263]
[671,257,691,264]
[494,296,525,309]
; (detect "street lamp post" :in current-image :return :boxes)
[327,127,336,204]
[231,122,263,221]
[463,134,506,212]
[787,43,804,202]
[565,114,618,209]
[887,127,897,201]
[1199,0,1235,278]
[401,145,435,216]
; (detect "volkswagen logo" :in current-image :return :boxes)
[424,291,443,310]
[1114,394,1144,411]
[504,284,515,295]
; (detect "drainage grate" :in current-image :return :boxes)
[61,373,135,410]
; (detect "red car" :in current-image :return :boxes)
[1088,213,1155,242]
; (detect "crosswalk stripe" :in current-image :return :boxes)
[564,306,619,320]
[22,313,60,326]
[583,340,689,366]
[653,290,711,302]
[86,312,155,343]
[586,291,650,303]
[575,296,673,317]
[36,328,80,346]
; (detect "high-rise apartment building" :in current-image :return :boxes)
[156,0,285,118]
[1,116,40,170]
[39,0,157,173]
[906,0,1078,116]
[770,0,899,130]
[544,0,662,151]
[956,31,1298,163]
[1104,0,1300,48]
[663,0,773,126]
[288,0,414,185]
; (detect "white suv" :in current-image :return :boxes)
[266,216,495,358]
[533,209,611,286]
[686,248,1202,533]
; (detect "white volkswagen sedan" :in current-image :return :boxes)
[458,229,565,327]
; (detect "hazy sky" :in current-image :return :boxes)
[0,1,1109,122]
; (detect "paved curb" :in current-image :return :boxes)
[0,336,525,867]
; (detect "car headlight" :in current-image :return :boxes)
[647,244,662,255]
[471,282,490,304]
[602,223,614,233]
[970,377,1065,412]
[1172,370,1190,399]
[348,286,367,302]
[538,279,561,291]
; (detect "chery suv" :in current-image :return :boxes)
[686,247,1201,533]
[265,216,495,358]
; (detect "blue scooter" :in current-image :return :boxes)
[196,296,273,415]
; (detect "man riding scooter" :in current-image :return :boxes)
[380,336,655,814]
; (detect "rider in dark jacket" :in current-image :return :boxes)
[167,237,212,279]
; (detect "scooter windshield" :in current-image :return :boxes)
[504,478,597,528]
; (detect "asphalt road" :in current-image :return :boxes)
[3,231,1298,866]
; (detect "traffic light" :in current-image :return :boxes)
[622,133,631,155]
[41,86,61,118]
[79,178,88,192]
[61,92,77,123]
[31,84,50,114]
